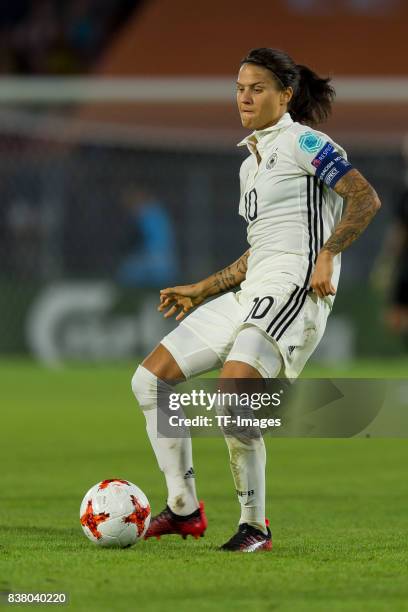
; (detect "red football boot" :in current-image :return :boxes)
[219,520,272,552]
[144,501,207,540]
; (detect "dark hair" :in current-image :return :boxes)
[240,48,335,127]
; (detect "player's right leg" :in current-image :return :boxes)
[131,340,210,539]
[131,296,239,539]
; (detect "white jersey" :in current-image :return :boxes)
[163,113,354,379]
[236,112,351,307]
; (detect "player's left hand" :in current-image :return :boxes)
[310,250,336,299]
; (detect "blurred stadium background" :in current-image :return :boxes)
[2,5,408,609]
[0,0,407,367]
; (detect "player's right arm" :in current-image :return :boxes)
[158,250,250,320]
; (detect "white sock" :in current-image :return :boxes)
[132,366,199,516]
[225,435,267,534]
[144,408,198,515]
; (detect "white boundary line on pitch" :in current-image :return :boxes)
[0,77,407,103]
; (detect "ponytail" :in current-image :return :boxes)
[241,48,335,127]
[290,64,335,127]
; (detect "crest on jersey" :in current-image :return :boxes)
[266,151,278,169]
[298,132,324,154]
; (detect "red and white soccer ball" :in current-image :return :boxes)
[80,479,151,548]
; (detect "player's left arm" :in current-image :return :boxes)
[311,169,381,298]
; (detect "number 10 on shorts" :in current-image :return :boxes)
[244,296,275,321]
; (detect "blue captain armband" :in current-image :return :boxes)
[311,142,353,188]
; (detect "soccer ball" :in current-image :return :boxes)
[80,479,151,548]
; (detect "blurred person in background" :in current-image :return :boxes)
[65,0,103,65]
[117,183,179,287]
[131,48,381,552]
[372,174,408,345]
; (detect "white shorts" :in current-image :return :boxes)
[161,285,330,379]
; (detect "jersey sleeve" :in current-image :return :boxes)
[293,129,353,189]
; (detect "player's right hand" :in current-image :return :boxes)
[158,283,206,321]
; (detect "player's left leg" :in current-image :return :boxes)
[218,325,282,552]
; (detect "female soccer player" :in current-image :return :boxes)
[132,48,381,552]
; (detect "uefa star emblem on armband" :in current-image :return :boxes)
[266,151,278,169]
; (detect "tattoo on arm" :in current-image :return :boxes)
[207,250,250,296]
[322,169,381,256]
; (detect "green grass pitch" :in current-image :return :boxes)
[1,358,408,611]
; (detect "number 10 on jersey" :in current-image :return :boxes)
[244,188,258,222]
